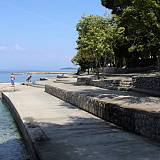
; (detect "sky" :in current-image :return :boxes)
[0,0,110,71]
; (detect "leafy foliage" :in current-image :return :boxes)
[102,0,160,68]
[120,0,160,57]
[73,0,160,75]
[72,15,114,77]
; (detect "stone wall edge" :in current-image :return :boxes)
[2,93,40,160]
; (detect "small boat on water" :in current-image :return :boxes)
[39,77,48,81]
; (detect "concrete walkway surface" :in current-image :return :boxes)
[43,80,160,113]
[3,85,160,160]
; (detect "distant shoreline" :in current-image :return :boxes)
[12,71,76,75]
[0,71,77,83]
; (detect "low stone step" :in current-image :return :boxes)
[45,84,160,142]
[88,79,133,90]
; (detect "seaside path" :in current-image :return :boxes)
[3,85,160,160]
[38,78,160,112]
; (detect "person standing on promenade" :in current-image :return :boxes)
[10,74,16,91]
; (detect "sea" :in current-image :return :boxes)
[0,69,77,83]
[0,101,31,160]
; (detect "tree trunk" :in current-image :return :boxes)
[157,55,160,71]
[95,58,100,79]
[95,67,100,79]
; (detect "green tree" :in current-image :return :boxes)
[72,50,94,74]
[102,0,160,68]
[121,0,160,58]
[73,15,114,78]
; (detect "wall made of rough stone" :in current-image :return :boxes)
[132,76,160,90]
[77,76,97,85]
[78,75,160,91]
[45,85,160,141]
[103,67,155,74]
[90,80,121,89]
[77,77,132,90]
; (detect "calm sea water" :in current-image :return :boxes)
[0,101,30,160]
[0,72,56,83]
[0,70,76,83]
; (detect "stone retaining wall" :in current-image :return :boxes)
[77,77,132,90]
[90,79,120,89]
[78,75,160,91]
[45,85,160,141]
[132,76,160,90]
[103,66,155,74]
[77,75,97,85]
[90,79,132,89]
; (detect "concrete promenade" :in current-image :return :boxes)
[44,79,160,140]
[2,84,160,160]
[41,79,160,112]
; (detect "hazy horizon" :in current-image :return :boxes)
[0,67,78,73]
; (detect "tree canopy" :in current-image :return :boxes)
[102,0,160,67]
[72,0,160,75]
[72,15,114,77]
